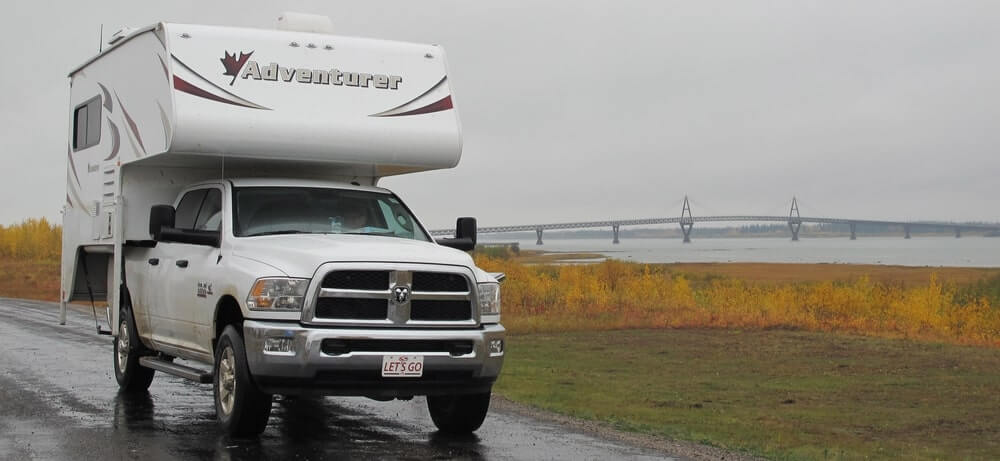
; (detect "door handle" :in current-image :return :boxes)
[147,258,159,266]
[176,260,189,268]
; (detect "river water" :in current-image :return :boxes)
[480,236,1000,267]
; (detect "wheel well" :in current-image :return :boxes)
[214,296,244,349]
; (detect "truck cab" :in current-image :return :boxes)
[121,178,503,434]
[61,16,503,436]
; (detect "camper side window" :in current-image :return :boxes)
[72,96,102,151]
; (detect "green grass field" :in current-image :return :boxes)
[494,329,1000,460]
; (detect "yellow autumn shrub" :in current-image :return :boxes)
[476,256,1000,347]
[0,218,61,261]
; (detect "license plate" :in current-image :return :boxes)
[381,355,424,378]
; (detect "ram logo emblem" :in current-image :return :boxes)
[393,286,410,304]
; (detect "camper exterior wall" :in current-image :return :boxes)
[164,23,462,172]
[62,27,173,310]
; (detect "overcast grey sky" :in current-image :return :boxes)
[2,1,998,228]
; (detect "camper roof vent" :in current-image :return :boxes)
[276,12,333,34]
[106,26,135,46]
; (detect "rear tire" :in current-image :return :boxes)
[427,392,491,434]
[214,325,272,437]
[113,307,155,392]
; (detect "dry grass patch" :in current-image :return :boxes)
[0,259,60,302]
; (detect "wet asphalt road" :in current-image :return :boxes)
[0,298,671,460]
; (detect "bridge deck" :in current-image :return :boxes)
[429,216,1000,236]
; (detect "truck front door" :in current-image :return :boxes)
[154,187,223,359]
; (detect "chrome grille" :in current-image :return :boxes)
[315,298,388,320]
[322,270,389,290]
[410,300,472,321]
[307,265,477,327]
[412,272,468,292]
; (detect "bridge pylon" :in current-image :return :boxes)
[904,224,911,239]
[612,224,620,244]
[955,227,962,238]
[788,197,802,241]
[849,222,857,240]
[535,227,544,245]
[679,196,694,243]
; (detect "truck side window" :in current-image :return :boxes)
[195,189,223,231]
[175,189,208,230]
[72,96,102,151]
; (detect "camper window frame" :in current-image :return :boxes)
[72,95,102,151]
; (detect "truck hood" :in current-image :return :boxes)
[231,234,477,279]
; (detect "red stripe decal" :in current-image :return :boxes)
[67,146,80,186]
[173,75,264,110]
[103,119,120,161]
[115,93,146,154]
[380,95,454,117]
[97,82,113,112]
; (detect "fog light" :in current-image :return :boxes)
[264,337,295,354]
[322,339,350,355]
[489,339,504,356]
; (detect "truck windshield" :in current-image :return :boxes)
[233,187,431,241]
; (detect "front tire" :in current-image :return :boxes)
[114,307,155,392]
[214,325,272,436]
[427,392,491,434]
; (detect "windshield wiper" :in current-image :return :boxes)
[245,230,403,238]
[245,230,309,237]
[340,231,397,237]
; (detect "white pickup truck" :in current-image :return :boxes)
[60,14,504,436]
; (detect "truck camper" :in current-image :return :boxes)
[61,14,504,436]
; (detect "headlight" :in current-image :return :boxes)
[247,278,309,311]
[478,282,500,322]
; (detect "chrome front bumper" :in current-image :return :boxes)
[242,320,505,397]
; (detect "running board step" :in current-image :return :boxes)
[139,356,213,383]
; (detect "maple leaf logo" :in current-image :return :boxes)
[220,51,253,86]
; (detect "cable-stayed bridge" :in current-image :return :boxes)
[429,197,1000,245]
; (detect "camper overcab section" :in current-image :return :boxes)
[61,18,503,436]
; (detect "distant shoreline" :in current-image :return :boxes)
[483,232,998,240]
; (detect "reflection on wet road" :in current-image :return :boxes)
[0,298,670,460]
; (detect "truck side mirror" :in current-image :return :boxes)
[149,205,176,241]
[456,217,477,244]
[436,217,477,251]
